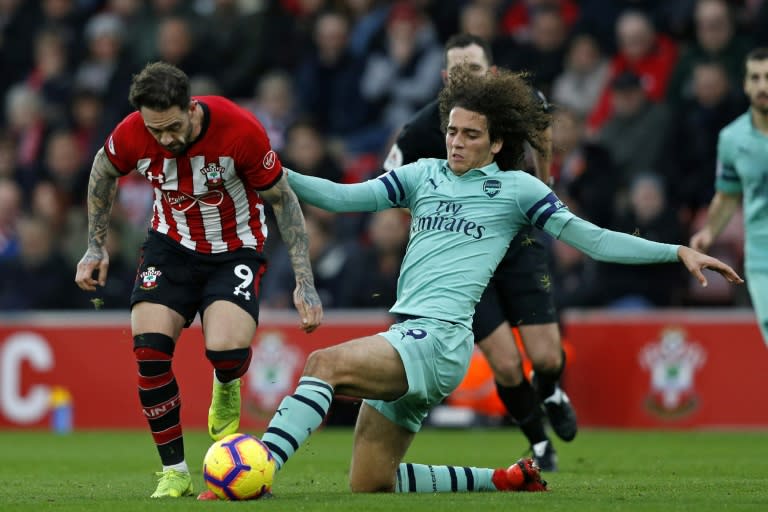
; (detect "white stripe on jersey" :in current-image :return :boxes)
[220,156,263,250]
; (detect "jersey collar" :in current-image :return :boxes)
[442,160,501,177]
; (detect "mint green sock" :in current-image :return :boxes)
[395,463,495,492]
[261,377,333,470]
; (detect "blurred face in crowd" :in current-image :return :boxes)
[141,102,197,154]
[459,5,495,42]
[745,57,768,115]
[369,209,409,253]
[617,12,654,62]
[693,62,730,107]
[695,0,732,52]
[444,43,492,82]
[446,107,502,176]
[566,34,602,73]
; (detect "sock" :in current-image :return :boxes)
[394,464,495,492]
[206,347,252,383]
[134,333,184,466]
[162,461,189,473]
[534,349,566,400]
[495,380,548,445]
[261,377,333,469]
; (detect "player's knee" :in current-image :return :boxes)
[302,348,337,381]
[349,472,395,493]
[133,333,175,365]
[206,347,252,382]
[531,349,564,374]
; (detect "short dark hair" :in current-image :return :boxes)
[128,62,190,111]
[444,33,494,66]
[438,65,550,170]
[746,47,768,66]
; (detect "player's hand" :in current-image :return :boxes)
[293,282,323,333]
[677,246,743,287]
[75,246,110,291]
[689,228,714,253]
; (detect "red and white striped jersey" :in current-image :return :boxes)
[104,96,282,254]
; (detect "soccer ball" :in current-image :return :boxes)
[203,433,276,500]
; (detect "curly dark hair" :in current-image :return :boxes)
[438,65,550,170]
[128,62,190,111]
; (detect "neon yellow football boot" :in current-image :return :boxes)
[208,375,241,441]
[150,469,193,498]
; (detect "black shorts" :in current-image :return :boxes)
[472,227,557,342]
[131,231,267,327]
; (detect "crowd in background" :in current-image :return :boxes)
[0,0,765,312]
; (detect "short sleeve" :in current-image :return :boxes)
[714,131,742,195]
[515,173,574,238]
[236,131,283,191]
[103,115,144,175]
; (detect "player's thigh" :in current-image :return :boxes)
[199,251,266,349]
[131,302,185,340]
[518,322,562,370]
[349,402,415,492]
[201,300,257,350]
[131,233,203,328]
[306,334,408,401]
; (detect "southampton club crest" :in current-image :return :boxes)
[638,328,706,419]
[139,266,162,290]
[483,179,501,198]
[201,162,225,187]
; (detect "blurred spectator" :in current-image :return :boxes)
[338,208,408,308]
[154,16,209,78]
[0,215,75,310]
[663,60,745,213]
[293,9,370,150]
[595,71,670,183]
[0,178,21,259]
[200,0,268,98]
[27,27,72,127]
[38,0,86,63]
[345,0,390,57]
[261,213,356,309]
[551,32,611,118]
[38,129,88,207]
[281,119,345,183]
[500,0,579,42]
[0,131,19,180]
[68,87,105,158]
[502,4,570,94]
[586,10,678,134]
[127,0,200,66]
[458,1,521,72]
[666,0,752,109]
[360,1,443,148]
[0,0,39,116]
[5,83,49,194]
[551,107,619,227]
[244,71,297,153]
[556,173,687,309]
[74,11,136,137]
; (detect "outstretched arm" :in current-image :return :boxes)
[75,148,120,292]
[690,191,741,253]
[261,174,323,333]
[286,169,397,212]
[557,216,743,286]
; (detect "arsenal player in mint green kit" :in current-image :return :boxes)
[250,66,742,496]
[692,48,768,346]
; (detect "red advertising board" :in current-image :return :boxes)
[1,309,767,430]
[0,311,389,430]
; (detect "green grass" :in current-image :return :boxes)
[1,428,767,511]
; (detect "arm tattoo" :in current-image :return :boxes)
[262,176,319,303]
[86,148,120,254]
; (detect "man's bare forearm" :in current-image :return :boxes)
[87,148,120,252]
[706,192,741,239]
[263,177,317,292]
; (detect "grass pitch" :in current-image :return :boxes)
[0,428,766,511]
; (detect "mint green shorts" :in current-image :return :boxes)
[364,317,473,432]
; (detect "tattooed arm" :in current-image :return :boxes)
[75,147,121,291]
[261,174,323,332]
